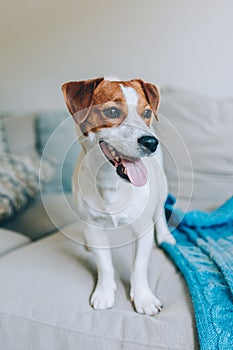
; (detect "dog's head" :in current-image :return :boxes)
[62,77,160,186]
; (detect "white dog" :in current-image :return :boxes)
[62,77,175,316]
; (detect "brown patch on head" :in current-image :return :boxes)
[120,80,152,126]
[62,77,160,134]
[82,81,128,134]
[128,79,160,125]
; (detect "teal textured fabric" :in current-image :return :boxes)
[163,195,233,350]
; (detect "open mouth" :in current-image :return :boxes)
[99,141,147,186]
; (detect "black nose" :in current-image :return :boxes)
[138,135,159,153]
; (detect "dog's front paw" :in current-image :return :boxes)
[90,281,116,310]
[157,231,176,246]
[130,286,163,316]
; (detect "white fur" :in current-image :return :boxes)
[72,84,175,315]
[104,75,120,81]
[120,85,139,106]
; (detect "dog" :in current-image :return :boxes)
[62,77,175,316]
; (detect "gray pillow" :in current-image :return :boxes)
[36,112,81,193]
[157,86,233,211]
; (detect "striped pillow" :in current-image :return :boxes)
[0,153,54,222]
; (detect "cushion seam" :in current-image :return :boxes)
[0,240,31,258]
[0,310,191,350]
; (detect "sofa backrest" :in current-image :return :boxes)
[3,113,37,154]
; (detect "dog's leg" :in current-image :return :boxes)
[130,225,163,316]
[90,248,117,310]
[85,229,116,310]
[155,210,176,245]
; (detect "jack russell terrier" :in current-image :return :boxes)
[62,77,175,316]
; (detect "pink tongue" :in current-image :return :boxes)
[121,158,147,186]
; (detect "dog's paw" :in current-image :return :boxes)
[130,286,163,316]
[90,281,116,310]
[157,231,176,246]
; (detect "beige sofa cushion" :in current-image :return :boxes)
[0,228,30,256]
[0,233,198,350]
[157,87,233,211]
[3,193,77,240]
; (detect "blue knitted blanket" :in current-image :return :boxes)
[163,195,233,350]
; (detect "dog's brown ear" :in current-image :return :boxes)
[62,77,104,124]
[137,80,160,120]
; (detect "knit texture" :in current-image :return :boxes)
[163,195,233,350]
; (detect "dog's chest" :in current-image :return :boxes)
[98,178,150,227]
[76,160,158,229]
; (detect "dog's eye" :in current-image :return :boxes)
[143,109,152,119]
[103,107,121,119]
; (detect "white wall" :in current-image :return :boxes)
[1,0,233,113]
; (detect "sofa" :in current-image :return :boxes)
[0,86,232,350]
